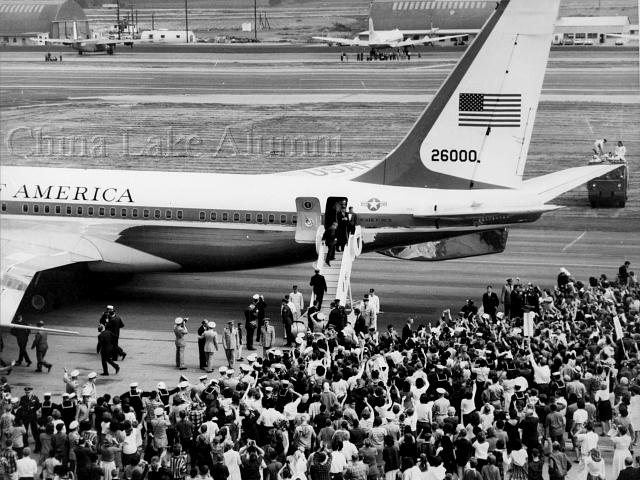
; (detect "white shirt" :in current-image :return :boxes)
[290,291,304,316]
[573,409,588,425]
[330,450,348,474]
[369,294,380,314]
[16,456,38,477]
[576,431,599,455]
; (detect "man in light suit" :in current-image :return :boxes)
[199,321,219,372]
[361,295,377,332]
[221,320,238,369]
[260,319,276,358]
[174,317,188,370]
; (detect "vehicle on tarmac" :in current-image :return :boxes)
[587,157,628,208]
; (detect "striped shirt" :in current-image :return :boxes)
[170,453,187,479]
[0,447,17,474]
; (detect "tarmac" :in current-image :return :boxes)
[1,45,639,479]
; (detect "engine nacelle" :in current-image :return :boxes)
[377,228,509,261]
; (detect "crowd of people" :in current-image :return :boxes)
[1,261,639,480]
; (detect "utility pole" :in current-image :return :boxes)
[185,0,189,43]
[116,0,120,39]
[151,12,154,30]
[254,0,257,41]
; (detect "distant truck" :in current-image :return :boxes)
[587,156,628,207]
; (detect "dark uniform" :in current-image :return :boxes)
[254,296,267,342]
[197,321,207,370]
[60,395,78,430]
[100,309,126,361]
[244,305,258,350]
[121,386,144,422]
[40,395,58,420]
[18,388,41,451]
[97,327,119,375]
[310,271,327,309]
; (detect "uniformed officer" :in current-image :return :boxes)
[63,368,81,397]
[59,392,77,430]
[121,382,144,422]
[82,372,98,407]
[40,392,57,420]
[18,386,41,451]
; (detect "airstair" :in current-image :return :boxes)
[312,225,363,317]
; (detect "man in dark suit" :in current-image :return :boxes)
[347,206,358,235]
[310,269,327,308]
[281,299,294,346]
[482,285,500,321]
[197,320,207,370]
[99,305,126,361]
[616,457,638,480]
[401,317,414,345]
[97,324,119,376]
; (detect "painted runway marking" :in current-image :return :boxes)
[562,231,586,252]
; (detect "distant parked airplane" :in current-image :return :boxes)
[606,32,639,45]
[313,19,468,54]
[44,21,138,55]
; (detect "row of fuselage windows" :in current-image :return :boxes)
[1,203,297,225]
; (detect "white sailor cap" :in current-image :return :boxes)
[240,364,250,372]
[295,337,304,345]
[274,349,283,356]
[209,378,219,385]
[154,407,164,416]
[157,382,166,389]
[226,369,234,375]
[70,369,80,377]
[174,317,184,324]
[69,420,79,430]
[81,388,92,397]
[11,397,19,404]
[252,362,261,370]
[247,354,257,362]
[178,380,190,388]
[219,366,228,373]
[207,321,216,329]
[69,393,77,399]
[129,382,138,388]
[87,372,97,379]
[436,388,447,394]
[481,313,490,320]
[252,294,260,300]
[265,386,274,392]
[106,305,114,310]
[44,392,52,397]
[199,375,208,381]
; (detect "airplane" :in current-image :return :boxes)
[606,33,639,45]
[1,0,618,334]
[44,21,137,55]
[313,18,468,54]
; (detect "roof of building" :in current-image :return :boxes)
[556,16,630,28]
[0,0,87,36]
[370,0,495,31]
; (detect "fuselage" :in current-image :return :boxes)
[0,166,543,272]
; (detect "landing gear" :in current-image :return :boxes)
[107,47,114,55]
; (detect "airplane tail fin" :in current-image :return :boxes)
[354,0,560,190]
[369,17,375,36]
[73,20,78,40]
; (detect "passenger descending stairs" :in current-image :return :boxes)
[311,226,363,318]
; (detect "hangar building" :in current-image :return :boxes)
[553,16,631,45]
[0,0,89,45]
[369,0,495,43]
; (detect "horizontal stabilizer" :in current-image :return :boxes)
[521,164,620,203]
[4,323,78,335]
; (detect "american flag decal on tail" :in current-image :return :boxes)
[458,93,521,127]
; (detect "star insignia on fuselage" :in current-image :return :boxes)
[362,198,387,211]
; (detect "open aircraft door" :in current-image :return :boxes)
[294,197,322,243]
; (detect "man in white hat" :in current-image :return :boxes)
[83,372,98,406]
[63,368,81,397]
[222,320,239,370]
[198,321,219,373]
[173,317,188,370]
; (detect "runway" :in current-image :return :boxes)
[1,46,638,392]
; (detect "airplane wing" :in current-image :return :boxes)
[394,34,468,47]
[521,163,620,203]
[1,224,102,334]
[312,36,364,47]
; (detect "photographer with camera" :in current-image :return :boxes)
[173,317,189,370]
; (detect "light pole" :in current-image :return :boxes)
[254,0,257,41]
[185,0,189,43]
